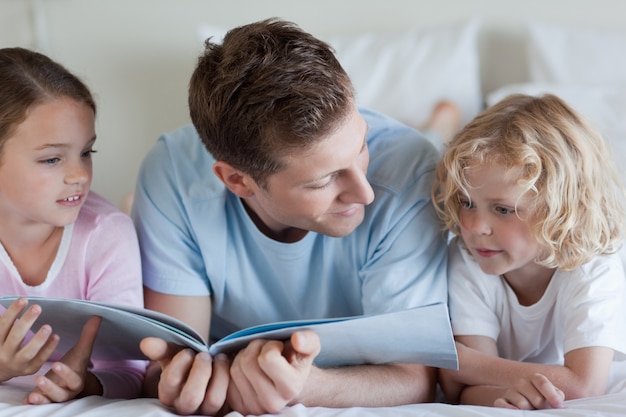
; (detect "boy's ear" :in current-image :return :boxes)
[212,161,255,198]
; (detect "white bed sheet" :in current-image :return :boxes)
[1,380,626,417]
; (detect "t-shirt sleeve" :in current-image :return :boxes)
[131,136,212,296]
[448,242,502,341]
[562,254,626,359]
[83,209,143,306]
[360,171,449,313]
[358,110,448,314]
[80,201,147,398]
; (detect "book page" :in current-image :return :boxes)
[210,303,458,369]
[0,296,208,360]
[0,297,457,369]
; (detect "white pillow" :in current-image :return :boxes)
[486,83,626,143]
[486,83,626,177]
[198,21,483,129]
[325,20,482,128]
[528,21,626,85]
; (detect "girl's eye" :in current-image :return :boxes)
[82,149,97,158]
[41,157,60,165]
[495,206,513,215]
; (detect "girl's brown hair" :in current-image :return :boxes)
[0,47,96,152]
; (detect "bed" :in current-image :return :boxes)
[3,366,626,417]
[3,4,626,416]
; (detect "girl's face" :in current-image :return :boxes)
[458,163,543,278]
[0,97,96,228]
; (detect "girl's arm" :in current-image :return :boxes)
[78,204,147,399]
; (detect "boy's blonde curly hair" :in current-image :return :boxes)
[432,94,626,271]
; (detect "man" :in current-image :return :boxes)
[132,18,447,416]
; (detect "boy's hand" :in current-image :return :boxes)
[494,373,565,410]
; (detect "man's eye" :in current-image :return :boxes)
[311,181,332,190]
[310,173,338,190]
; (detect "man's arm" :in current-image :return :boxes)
[227,332,437,415]
[300,363,437,406]
[141,287,211,401]
[143,287,211,341]
[141,288,231,416]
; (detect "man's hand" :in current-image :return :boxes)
[140,336,231,415]
[25,315,103,404]
[227,330,321,415]
[494,373,565,410]
[0,298,58,382]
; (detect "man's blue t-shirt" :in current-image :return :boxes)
[132,108,448,342]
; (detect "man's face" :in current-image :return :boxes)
[243,106,374,242]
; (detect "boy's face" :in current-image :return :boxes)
[243,105,374,242]
[458,164,544,279]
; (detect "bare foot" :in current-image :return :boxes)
[421,101,462,145]
[120,191,134,215]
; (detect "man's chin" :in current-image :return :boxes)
[320,212,364,237]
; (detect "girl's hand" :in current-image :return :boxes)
[494,373,565,410]
[0,298,59,382]
[25,315,102,404]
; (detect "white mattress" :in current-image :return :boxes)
[1,380,626,417]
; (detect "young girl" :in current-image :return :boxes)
[432,93,626,410]
[0,47,145,403]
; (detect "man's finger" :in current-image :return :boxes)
[289,330,321,363]
[140,337,186,363]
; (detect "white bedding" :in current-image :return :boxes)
[2,379,626,417]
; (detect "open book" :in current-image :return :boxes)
[0,296,458,369]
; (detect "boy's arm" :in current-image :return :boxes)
[454,342,614,402]
[459,374,564,409]
[439,335,498,403]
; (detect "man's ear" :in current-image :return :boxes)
[212,161,255,198]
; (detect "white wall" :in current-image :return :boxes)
[1,0,626,208]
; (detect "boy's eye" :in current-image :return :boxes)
[459,198,473,209]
